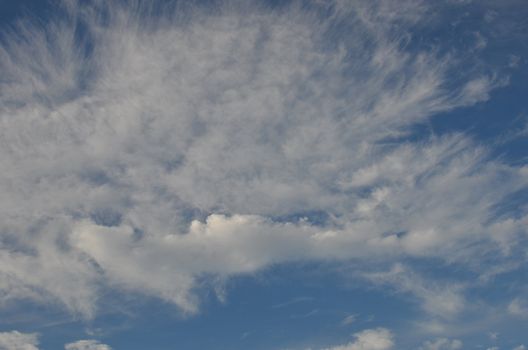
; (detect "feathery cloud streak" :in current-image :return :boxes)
[0,0,526,321]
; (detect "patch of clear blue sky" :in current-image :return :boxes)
[1,262,417,349]
[1,0,527,349]
[8,260,528,349]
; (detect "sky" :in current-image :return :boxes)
[0,0,527,349]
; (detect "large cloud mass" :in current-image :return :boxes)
[0,0,527,319]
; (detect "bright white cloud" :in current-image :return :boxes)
[323,328,394,350]
[0,331,39,350]
[64,340,111,350]
[0,0,526,319]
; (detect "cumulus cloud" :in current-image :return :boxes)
[0,0,527,319]
[323,328,394,350]
[0,331,39,350]
[0,334,110,350]
[64,340,111,350]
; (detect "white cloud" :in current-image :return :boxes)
[341,315,357,326]
[323,328,394,350]
[364,264,465,319]
[513,345,526,350]
[508,298,528,318]
[0,331,39,350]
[420,338,463,350]
[0,0,526,318]
[64,340,111,350]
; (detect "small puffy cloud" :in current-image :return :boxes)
[420,338,463,350]
[508,298,528,318]
[458,76,495,105]
[323,328,394,350]
[0,331,39,350]
[489,332,499,340]
[341,315,357,326]
[64,340,111,350]
[513,345,526,350]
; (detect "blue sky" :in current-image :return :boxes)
[0,1,527,349]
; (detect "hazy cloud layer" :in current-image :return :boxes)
[420,338,463,350]
[0,0,527,328]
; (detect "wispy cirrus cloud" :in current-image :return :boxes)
[0,0,526,331]
[363,264,465,320]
